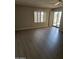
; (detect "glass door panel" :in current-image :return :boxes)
[53,11,62,27]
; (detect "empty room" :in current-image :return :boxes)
[15,0,63,59]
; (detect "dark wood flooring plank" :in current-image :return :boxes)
[15,27,63,59]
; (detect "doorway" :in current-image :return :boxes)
[53,11,62,27]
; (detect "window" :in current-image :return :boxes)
[34,11,45,23]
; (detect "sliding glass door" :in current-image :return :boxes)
[53,11,62,27]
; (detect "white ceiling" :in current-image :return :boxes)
[15,0,62,8]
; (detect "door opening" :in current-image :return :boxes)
[53,11,62,27]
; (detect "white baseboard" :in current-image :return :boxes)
[15,26,48,31]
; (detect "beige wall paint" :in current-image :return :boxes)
[15,5,51,31]
[49,11,54,27]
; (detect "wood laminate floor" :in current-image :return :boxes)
[15,27,63,59]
